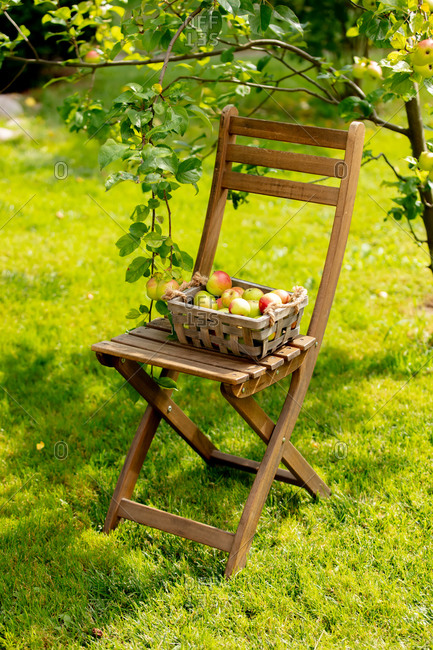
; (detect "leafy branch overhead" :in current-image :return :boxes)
[2,0,433,294]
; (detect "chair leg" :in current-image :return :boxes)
[224,368,330,577]
[104,368,178,532]
[221,383,331,499]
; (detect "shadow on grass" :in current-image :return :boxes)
[0,339,421,645]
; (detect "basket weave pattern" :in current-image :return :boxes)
[167,278,308,360]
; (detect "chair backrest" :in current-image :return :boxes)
[194,105,365,349]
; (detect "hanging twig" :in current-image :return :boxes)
[4,10,40,61]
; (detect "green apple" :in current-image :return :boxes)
[413,63,433,78]
[84,49,100,63]
[247,300,262,318]
[221,288,242,308]
[243,287,264,301]
[194,290,217,309]
[352,62,367,79]
[412,39,433,66]
[156,278,179,300]
[418,151,433,171]
[218,307,230,314]
[366,61,382,80]
[229,298,251,316]
[146,274,161,300]
[362,0,376,10]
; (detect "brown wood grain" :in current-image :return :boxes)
[221,171,339,206]
[229,116,348,149]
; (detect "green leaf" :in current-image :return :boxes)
[116,233,141,257]
[144,232,164,248]
[257,55,271,72]
[273,5,303,34]
[126,308,141,319]
[98,139,129,170]
[154,375,178,390]
[125,257,151,283]
[260,4,272,32]
[129,222,148,238]
[176,157,202,184]
[155,300,170,316]
[221,47,235,63]
[105,172,139,190]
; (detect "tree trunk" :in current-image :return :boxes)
[405,89,433,272]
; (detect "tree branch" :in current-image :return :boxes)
[4,10,39,60]
[362,152,406,180]
[158,7,202,85]
[162,75,339,104]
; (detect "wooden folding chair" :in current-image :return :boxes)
[92,106,365,577]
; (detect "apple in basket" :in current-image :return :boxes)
[206,270,232,296]
[248,300,261,318]
[259,292,283,314]
[273,289,290,304]
[194,290,218,309]
[243,287,264,301]
[221,288,242,308]
[229,298,251,316]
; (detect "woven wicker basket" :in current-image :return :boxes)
[167,278,308,360]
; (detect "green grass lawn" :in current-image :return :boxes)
[1,88,433,649]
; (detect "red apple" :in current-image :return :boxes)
[243,287,264,301]
[259,292,283,314]
[206,270,232,296]
[221,288,241,308]
[232,286,244,297]
[216,297,223,309]
[84,49,100,63]
[229,298,251,316]
[273,289,290,304]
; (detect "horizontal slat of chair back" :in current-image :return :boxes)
[226,144,346,178]
[221,171,340,206]
[229,116,348,150]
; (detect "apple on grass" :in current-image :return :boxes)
[229,298,251,316]
[243,287,263,301]
[206,270,232,296]
[419,151,433,171]
[259,292,283,314]
[194,290,217,310]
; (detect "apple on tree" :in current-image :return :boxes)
[146,274,162,300]
[418,151,433,171]
[156,277,179,300]
[412,39,433,66]
[84,50,100,62]
[413,63,433,78]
